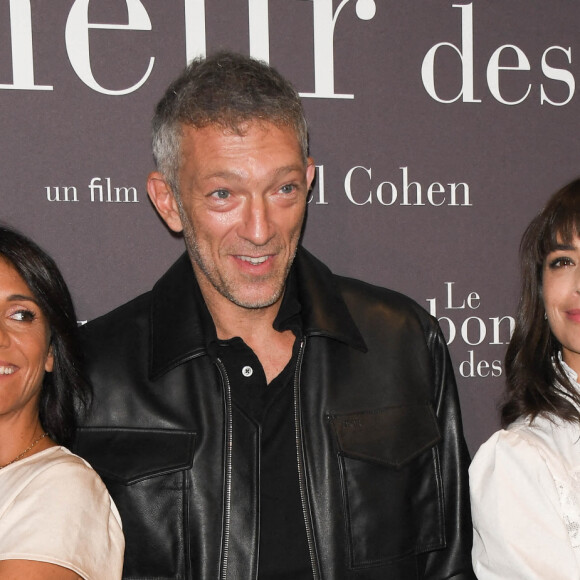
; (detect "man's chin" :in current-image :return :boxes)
[224,285,284,310]
[228,294,282,310]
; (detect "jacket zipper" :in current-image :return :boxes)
[216,358,233,580]
[294,338,321,579]
[217,343,319,579]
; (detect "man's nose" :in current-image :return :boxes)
[238,196,274,246]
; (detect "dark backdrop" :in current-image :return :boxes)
[4,0,580,453]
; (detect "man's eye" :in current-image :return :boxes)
[279,184,296,194]
[10,309,36,322]
[211,189,230,200]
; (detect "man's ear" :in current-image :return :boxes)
[147,172,184,233]
[306,157,316,190]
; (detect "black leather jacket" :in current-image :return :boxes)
[76,248,475,579]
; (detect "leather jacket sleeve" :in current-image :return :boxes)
[422,322,475,579]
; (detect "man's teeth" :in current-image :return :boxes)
[240,256,268,265]
[0,366,15,375]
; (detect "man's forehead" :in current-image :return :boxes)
[178,122,304,165]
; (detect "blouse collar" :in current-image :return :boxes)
[558,351,580,387]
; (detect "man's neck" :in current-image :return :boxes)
[200,282,295,383]
[203,288,281,340]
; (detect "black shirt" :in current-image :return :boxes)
[206,272,312,578]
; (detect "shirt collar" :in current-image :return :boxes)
[272,265,302,335]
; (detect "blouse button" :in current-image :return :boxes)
[242,365,253,377]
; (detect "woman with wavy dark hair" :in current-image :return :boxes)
[0,225,124,579]
[470,179,580,579]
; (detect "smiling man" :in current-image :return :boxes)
[75,52,475,579]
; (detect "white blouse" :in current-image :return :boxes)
[470,362,580,579]
[0,446,124,579]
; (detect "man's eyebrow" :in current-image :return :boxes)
[272,164,306,177]
[204,165,305,181]
[203,169,243,181]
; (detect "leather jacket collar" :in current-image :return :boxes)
[149,247,366,381]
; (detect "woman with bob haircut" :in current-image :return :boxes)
[470,178,580,578]
[0,225,124,579]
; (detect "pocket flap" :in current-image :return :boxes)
[330,404,440,468]
[74,428,196,485]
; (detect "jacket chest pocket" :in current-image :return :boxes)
[75,428,196,580]
[330,404,444,570]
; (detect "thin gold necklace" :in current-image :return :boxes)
[0,432,47,469]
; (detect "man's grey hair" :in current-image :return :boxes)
[151,51,309,194]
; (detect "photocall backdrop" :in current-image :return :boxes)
[3,0,579,454]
